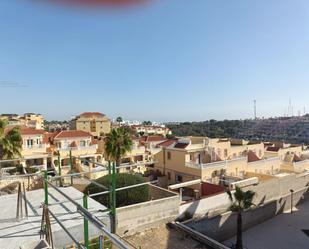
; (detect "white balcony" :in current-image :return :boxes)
[58,145,97,152]
[185,157,247,169]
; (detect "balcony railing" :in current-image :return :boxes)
[57,145,97,151]
[23,144,46,150]
[185,157,247,169]
[248,157,280,165]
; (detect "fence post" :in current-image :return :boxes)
[58,152,62,187]
[99,235,104,249]
[111,161,117,233]
[83,194,89,249]
[44,171,48,206]
[69,150,73,186]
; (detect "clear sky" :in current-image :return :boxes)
[1,0,309,121]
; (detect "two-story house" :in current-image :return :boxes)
[51,130,101,173]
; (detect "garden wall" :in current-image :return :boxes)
[116,185,179,236]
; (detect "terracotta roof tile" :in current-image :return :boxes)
[174,142,189,149]
[79,112,105,117]
[266,147,280,152]
[6,126,46,136]
[146,136,166,142]
[247,150,261,162]
[156,139,177,148]
[54,130,92,139]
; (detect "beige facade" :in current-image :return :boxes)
[153,136,277,186]
[70,112,111,137]
[52,130,101,173]
[14,127,51,171]
[97,137,152,174]
[0,113,44,130]
[131,125,171,136]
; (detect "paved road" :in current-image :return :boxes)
[224,201,309,249]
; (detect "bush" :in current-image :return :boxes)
[84,173,150,208]
[25,167,38,174]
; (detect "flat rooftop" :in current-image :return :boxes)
[0,186,109,249]
[224,200,309,249]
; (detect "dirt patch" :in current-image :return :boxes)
[125,224,209,249]
[0,182,19,196]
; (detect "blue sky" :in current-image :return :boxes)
[0,0,309,121]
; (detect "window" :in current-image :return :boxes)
[175,174,183,183]
[167,151,171,160]
[27,139,33,148]
[80,140,86,147]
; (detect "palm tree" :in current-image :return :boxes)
[227,186,255,249]
[0,119,22,160]
[116,116,123,125]
[104,127,132,166]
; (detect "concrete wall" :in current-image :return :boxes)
[0,173,43,191]
[186,186,309,242]
[185,172,309,242]
[246,157,280,175]
[179,192,231,219]
[116,187,179,236]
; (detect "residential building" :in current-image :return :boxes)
[50,130,101,171]
[97,136,157,174]
[23,113,44,129]
[0,113,44,129]
[153,136,279,186]
[131,125,172,136]
[70,112,111,137]
[2,126,51,172]
[264,141,304,160]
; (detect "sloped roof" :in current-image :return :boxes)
[293,154,302,162]
[174,142,189,149]
[146,136,166,142]
[156,139,177,148]
[54,130,92,139]
[6,126,46,136]
[266,147,280,152]
[247,150,261,162]
[79,112,105,117]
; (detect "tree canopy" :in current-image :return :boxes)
[0,119,22,160]
[84,173,150,208]
[104,127,132,165]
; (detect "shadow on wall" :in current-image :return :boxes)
[184,186,309,243]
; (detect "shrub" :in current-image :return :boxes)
[84,173,150,208]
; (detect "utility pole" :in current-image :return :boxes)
[254,99,257,120]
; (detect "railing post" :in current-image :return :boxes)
[44,171,48,206]
[58,152,62,187]
[99,235,104,249]
[69,150,73,186]
[83,194,89,249]
[111,161,117,233]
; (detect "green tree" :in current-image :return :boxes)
[104,127,132,166]
[227,187,255,249]
[116,116,123,124]
[142,121,152,125]
[84,173,149,208]
[0,119,22,160]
